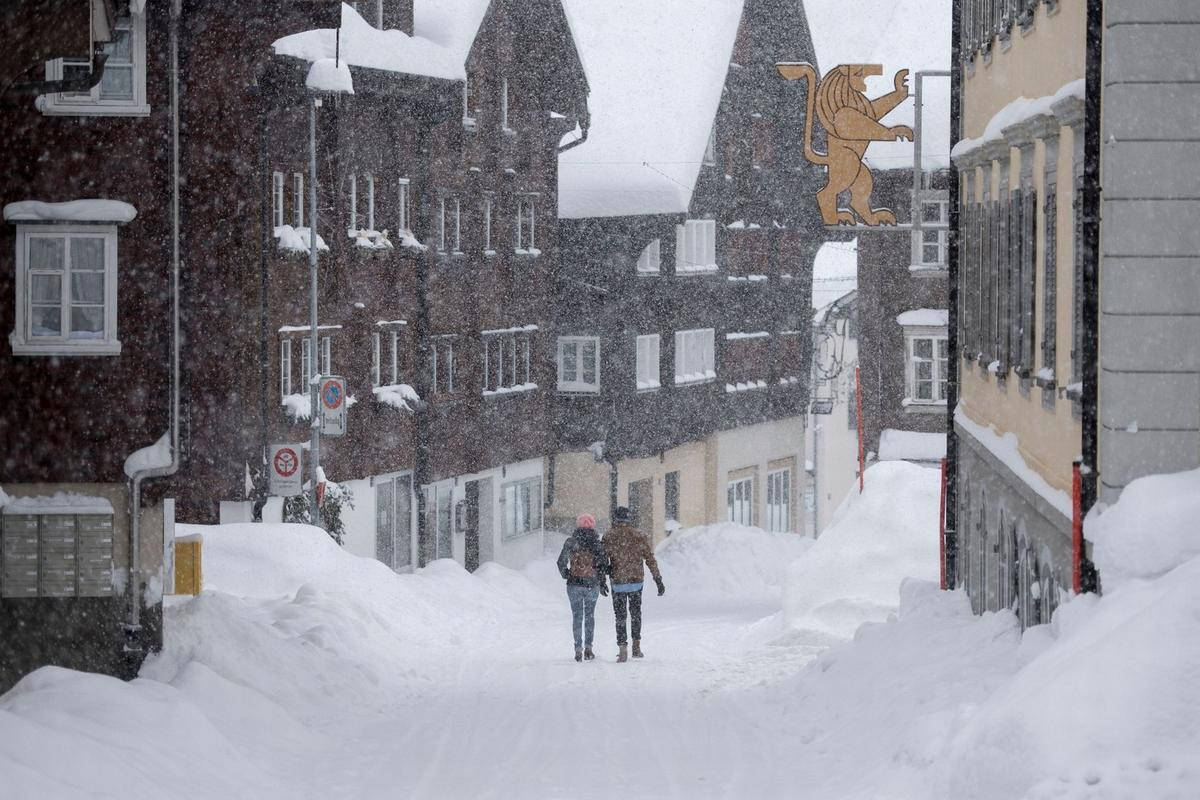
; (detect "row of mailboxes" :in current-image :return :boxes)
[0,514,114,599]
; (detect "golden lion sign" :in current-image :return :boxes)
[777,63,913,227]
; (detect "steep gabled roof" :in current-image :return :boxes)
[273,1,492,82]
[557,0,745,220]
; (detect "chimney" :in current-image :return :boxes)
[383,0,414,35]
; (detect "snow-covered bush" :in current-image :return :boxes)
[282,482,355,545]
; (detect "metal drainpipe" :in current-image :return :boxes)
[1079,0,1103,593]
[127,0,183,650]
[308,96,322,524]
[944,0,963,588]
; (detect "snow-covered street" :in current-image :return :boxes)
[4,461,1197,799]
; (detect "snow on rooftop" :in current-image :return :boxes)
[273,2,489,83]
[812,238,858,309]
[3,199,137,224]
[877,429,946,463]
[804,0,952,170]
[558,0,745,219]
[896,309,949,328]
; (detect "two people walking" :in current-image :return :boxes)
[557,507,666,663]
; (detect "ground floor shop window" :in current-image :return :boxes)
[766,468,791,533]
[501,477,541,539]
[375,474,413,572]
[727,474,754,526]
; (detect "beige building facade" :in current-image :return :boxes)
[952,0,1086,626]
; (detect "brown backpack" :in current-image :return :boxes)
[569,545,597,579]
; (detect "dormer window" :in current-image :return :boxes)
[501,77,513,134]
[38,12,150,117]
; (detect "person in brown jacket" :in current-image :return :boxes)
[602,506,665,662]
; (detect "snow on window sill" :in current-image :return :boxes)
[636,268,661,276]
[373,383,420,412]
[556,383,599,395]
[37,101,151,118]
[778,376,801,386]
[502,127,517,137]
[909,264,948,276]
[725,380,768,393]
[903,400,947,414]
[636,380,661,392]
[674,370,716,386]
[726,275,768,283]
[10,335,121,357]
[463,117,477,131]
[484,249,498,257]
[484,382,539,398]
[276,225,329,253]
[676,264,718,275]
[514,248,542,257]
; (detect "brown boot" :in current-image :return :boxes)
[617,644,628,663]
[575,649,583,663]
[632,640,644,659]
[584,647,595,661]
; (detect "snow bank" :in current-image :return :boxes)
[1087,467,1200,591]
[781,461,940,638]
[3,199,137,223]
[878,428,946,463]
[654,523,813,605]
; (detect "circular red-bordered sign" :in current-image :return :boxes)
[321,380,344,410]
[273,447,299,478]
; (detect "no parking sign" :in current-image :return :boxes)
[320,375,347,436]
[269,444,303,496]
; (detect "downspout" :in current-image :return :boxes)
[944,0,963,588]
[1079,0,1103,593]
[127,0,182,653]
[255,85,270,520]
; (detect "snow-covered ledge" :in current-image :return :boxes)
[3,200,137,224]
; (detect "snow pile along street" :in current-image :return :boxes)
[781,460,941,638]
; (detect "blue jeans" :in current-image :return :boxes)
[567,585,600,649]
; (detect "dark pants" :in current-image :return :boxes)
[612,589,642,646]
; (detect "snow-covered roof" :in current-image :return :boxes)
[896,309,948,328]
[878,429,946,463]
[951,79,1085,162]
[272,1,491,82]
[805,0,952,170]
[812,239,858,309]
[3,199,137,223]
[557,0,745,219]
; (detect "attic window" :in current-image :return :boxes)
[38,13,150,117]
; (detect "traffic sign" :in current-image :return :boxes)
[319,375,347,436]
[269,444,303,496]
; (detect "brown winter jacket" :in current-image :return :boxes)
[603,523,662,585]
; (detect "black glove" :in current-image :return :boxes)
[655,576,666,596]
[599,581,609,597]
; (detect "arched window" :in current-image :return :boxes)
[636,238,661,274]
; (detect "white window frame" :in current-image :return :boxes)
[903,328,949,406]
[371,332,382,387]
[674,328,716,385]
[483,333,533,393]
[293,173,304,228]
[431,337,456,395]
[675,220,718,273]
[11,225,121,356]
[438,197,462,254]
[483,194,495,254]
[348,174,358,233]
[636,238,661,274]
[389,329,400,384]
[913,191,950,269]
[557,336,600,394]
[38,12,151,117]
[272,172,285,228]
[301,338,313,385]
[766,468,791,533]
[366,174,376,232]
[397,178,411,233]
[516,195,537,253]
[321,335,332,376]
[501,76,513,133]
[636,334,661,391]
[501,476,542,539]
[280,339,293,398]
[462,79,476,129]
[727,475,755,526]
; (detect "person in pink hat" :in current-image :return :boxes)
[556,513,610,661]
